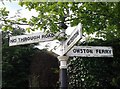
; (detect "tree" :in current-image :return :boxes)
[67,39,120,89]
[1,7,59,88]
[1,2,120,88]
[2,29,36,88]
[29,49,59,88]
[0,7,27,32]
[0,7,35,88]
[18,2,120,40]
[18,2,120,89]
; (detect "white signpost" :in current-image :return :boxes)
[67,46,113,57]
[9,32,56,46]
[9,22,114,89]
[63,23,82,55]
[52,23,82,56]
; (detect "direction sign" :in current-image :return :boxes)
[9,32,55,46]
[63,23,82,55]
[67,46,113,57]
[52,45,64,56]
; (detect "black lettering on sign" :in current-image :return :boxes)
[86,49,93,53]
[73,49,93,53]
[102,50,112,54]
[96,49,112,54]
[42,33,54,38]
[10,39,17,43]
[82,49,93,53]
[73,49,77,53]
[67,31,79,46]
[36,35,41,39]
[96,49,99,53]
[18,37,26,42]
[73,49,82,53]
[108,50,111,54]
[82,49,86,53]
[31,35,40,40]
[18,35,41,42]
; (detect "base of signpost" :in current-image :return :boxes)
[57,56,69,89]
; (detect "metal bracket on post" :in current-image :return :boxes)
[58,56,69,69]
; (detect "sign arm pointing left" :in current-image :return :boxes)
[9,32,56,46]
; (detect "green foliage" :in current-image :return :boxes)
[2,28,36,88]
[18,2,120,40]
[0,8,13,31]
[1,2,120,88]
[0,8,9,17]
[1,2,119,39]
[0,7,28,32]
[18,2,120,88]
[68,39,120,89]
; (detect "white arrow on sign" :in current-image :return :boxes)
[67,46,113,57]
[9,32,56,46]
[63,23,82,55]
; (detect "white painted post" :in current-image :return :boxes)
[58,56,69,69]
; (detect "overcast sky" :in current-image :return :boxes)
[0,1,38,20]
